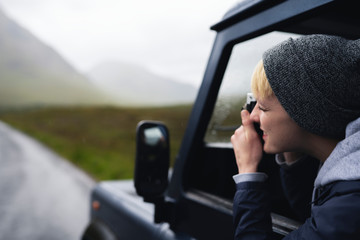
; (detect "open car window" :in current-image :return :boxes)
[204,31,301,145]
[185,31,303,204]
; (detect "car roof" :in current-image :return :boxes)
[211,0,360,39]
[211,0,285,31]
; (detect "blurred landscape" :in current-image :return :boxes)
[0,105,191,180]
[0,6,196,180]
[0,7,197,107]
[88,61,197,106]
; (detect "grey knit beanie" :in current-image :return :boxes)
[263,34,360,139]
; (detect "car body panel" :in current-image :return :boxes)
[82,1,360,239]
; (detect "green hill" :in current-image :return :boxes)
[0,105,192,180]
[0,8,114,107]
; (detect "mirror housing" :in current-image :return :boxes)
[134,121,170,202]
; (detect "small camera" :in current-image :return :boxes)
[244,93,257,113]
[243,93,263,140]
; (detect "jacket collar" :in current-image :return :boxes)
[314,117,360,188]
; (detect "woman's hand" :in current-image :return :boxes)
[231,110,263,174]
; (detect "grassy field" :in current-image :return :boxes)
[0,105,192,181]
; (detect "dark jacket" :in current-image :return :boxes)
[233,117,360,239]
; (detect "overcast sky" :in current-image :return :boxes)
[0,0,236,87]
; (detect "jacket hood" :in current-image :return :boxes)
[314,117,360,188]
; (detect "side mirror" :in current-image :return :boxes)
[134,121,170,202]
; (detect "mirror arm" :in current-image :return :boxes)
[153,197,176,224]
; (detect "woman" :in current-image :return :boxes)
[231,34,360,239]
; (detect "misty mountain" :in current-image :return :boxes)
[0,8,113,107]
[87,61,198,106]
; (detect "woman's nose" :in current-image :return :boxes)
[250,103,260,123]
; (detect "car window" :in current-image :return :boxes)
[204,31,301,144]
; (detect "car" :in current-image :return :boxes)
[82,1,360,239]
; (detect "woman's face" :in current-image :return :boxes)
[250,95,308,154]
